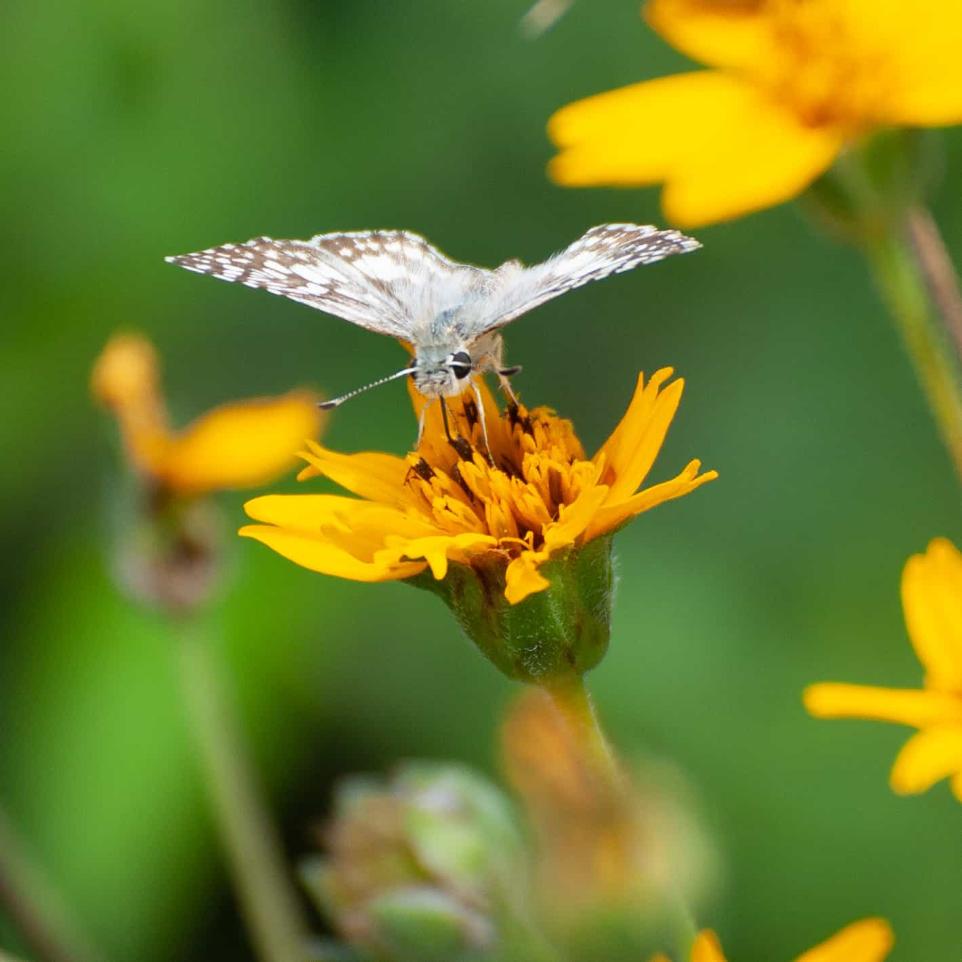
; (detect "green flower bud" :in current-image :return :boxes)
[301,763,528,962]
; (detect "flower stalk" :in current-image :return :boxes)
[175,618,310,962]
[861,221,962,481]
[905,205,962,365]
[540,674,624,798]
[0,807,103,962]
[809,134,962,483]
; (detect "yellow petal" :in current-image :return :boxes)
[585,461,717,542]
[158,391,322,494]
[91,332,162,410]
[852,0,962,126]
[549,71,844,228]
[901,538,962,692]
[239,524,425,582]
[505,551,552,605]
[380,532,498,580]
[890,725,962,795]
[91,333,171,475]
[594,369,682,502]
[644,0,771,72]
[244,493,438,542]
[298,440,410,505]
[543,484,611,551]
[649,954,673,962]
[691,930,727,962]
[803,683,962,728]
[549,72,728,186]
[794,918,893,962]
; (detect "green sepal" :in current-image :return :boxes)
[411,536,614,684]
[366,887,491,962]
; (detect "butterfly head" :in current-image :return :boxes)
[412,346,474,399]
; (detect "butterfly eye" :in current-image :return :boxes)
[449,351,472,379]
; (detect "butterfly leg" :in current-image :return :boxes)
[496,366,522,405]
[440,397,473,460]
[471,380,495,464]
[473,333,522,404]
[416,401,429,449]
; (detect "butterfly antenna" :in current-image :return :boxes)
[318,366,413,410]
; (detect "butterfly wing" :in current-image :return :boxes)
[471,223,700,335]
[166,230,476,340]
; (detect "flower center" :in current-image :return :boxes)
[403,395,594,554]
[753,0,893,129]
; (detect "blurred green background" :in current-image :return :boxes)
[2,0,961,959]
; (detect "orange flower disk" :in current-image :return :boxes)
[242,370,716,604]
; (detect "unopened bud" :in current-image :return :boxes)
[302,763,527,961]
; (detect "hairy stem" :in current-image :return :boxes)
[175,620,310,962]
[541,674,624,796]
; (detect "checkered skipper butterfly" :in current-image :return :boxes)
[167,224,698,438]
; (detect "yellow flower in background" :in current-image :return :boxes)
[651,918,893,962]
[805,538,962,801]
[92,333,322,496]
[242,370,715,606]
[548,0,962,227]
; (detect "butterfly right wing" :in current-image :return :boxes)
[166,230,473,341]
[472,223,700,335]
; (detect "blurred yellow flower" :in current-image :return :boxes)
[92,332,322,496]
[242,370,715,605]
[548,0,962,227]
[805,538,962,801]
[651,918,893,962]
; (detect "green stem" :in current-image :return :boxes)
[860,220,962,482]
[0,808,103,962]
[541,674,624,796]
[663,890,698,962]
[174,620,311,962]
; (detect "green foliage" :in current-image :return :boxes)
[1,1,961,960]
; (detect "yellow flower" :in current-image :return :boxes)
[548,0,962,227]
[805,538,962,800]
[92,332,322,496]
[651,919,893,962]
[242,369,715,606]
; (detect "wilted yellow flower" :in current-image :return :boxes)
[651,918,893,962]
[805,538,962,801]
[243,370,714,605]
[92,332,322,496]
[501,687,714,933]
[548,0,962,227]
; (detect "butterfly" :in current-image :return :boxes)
[166,224,698,441]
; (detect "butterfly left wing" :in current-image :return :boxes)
[167,230,480,341]
[469,223,699,335]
